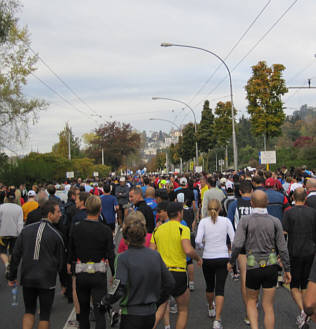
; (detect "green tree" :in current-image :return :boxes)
[245,61,288,146]
[181,123,195,161]
[214,101,236,147]
[197,100,215,153]
[52,123,81,158]
[0,0,47,145]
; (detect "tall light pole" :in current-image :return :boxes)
[152,96,199,166]
[149,117,183,173]
[161,42,238,171]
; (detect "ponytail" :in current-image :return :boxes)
[208,199,221,224]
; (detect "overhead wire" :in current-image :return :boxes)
[30,72,99,124]
[187,0,272,107]
[27,46,103,119]
[196,0,300,109]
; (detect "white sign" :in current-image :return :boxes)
[66,171,74,178]
[259,151,276,164]
[218,159,225,166]
[195,166,203,173]
[93,172,99,177]
[174,168,180,173]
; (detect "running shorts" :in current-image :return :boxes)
[290,255,315,290]
[170,271,188,298]
[246,265,278,290]
[0,237,17,254]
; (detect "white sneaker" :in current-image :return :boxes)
[189,281,195,291]
[208,308,216,318]
[213,320,223,329]
[297,311,310,329]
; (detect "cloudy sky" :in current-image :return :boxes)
[10,0,316,154]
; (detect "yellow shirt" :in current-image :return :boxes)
[151,220,190,272]
[22,200,39,221]
[201,185,209,202]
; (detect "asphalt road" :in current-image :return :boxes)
[1,235,316,329]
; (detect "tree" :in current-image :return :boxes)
[197,100,215,153]
[245,61,288,147]
[52,123,81,158]
[0,0,47,145]
[214,101,236,146]
[180,123,196,162]
[87,121,141,170]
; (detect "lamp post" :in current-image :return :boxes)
[152,96,199,166]
[160,42,238,171]
[149,118,183,173]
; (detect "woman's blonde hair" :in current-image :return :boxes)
[208,199,221,224]
[123,211,147,247]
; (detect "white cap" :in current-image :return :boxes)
[179,177,187,186]
[28,190,36,197]
[120,177,126,182]
[220,178,227,184]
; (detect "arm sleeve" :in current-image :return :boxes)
[227,201,237,224]
[282,210,289,232]
[274,219,290,272]
[8,232,23,281]
[180,226,191,241]
[56,239,66,272]
[17,208,24,235]
[195,219,204,248]
[201,193,209,218]
[67,229,75,264]
[105,228,115,275]
[115,255,128,284]
[227,219,235,243]
[230,218,247,266]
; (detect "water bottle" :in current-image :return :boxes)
[11,284,18,306]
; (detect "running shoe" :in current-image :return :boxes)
[189,281,195,291]
[244,317,250,325]
[213,320,223,329]
[297,311,310,329]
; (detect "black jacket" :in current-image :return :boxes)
[26,207,43,225]
[9,219,65,289]
[135,200,155,233]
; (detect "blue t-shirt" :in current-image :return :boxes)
[100,194,118,224]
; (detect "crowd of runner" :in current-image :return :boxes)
[1,165,316,329]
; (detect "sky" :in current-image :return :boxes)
[8,0,316,154]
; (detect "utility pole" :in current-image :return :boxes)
[68,127,71,160]
[102,148,104,165]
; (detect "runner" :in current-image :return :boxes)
[227,180,253,324]
[100,184,119,232]
[150,202,202,329]
[7,200,64,329]
[115,177,130,226]
[0,190,23,277]
[68,195,115,329]
[195,199,235,329]
[282,187,316,328]
[228,190,291,329]
[306,178,316,210]
[99,211,175,329]
[22,190,38,222]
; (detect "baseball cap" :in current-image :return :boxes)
[120,177,126,182]
[220,178,227,184]
[28,190,36,197]
[179,177,187,186]
[265,178,276,188]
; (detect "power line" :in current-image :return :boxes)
[195,0,300,108]
[30,72,98,124]
[187,0,272,106]
[28,46,103,118]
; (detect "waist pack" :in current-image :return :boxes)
[247,250,278,268]
[75,261,107,274]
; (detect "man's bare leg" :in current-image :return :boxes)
[261,287,276,329]
[22,314,35,329]
[246,288,260,329]
[175,289,190,329]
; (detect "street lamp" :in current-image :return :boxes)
[152,96,199,166]
[161,42,238,171]
[149,118,183,173]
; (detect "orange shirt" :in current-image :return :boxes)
[22,200,39,221]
